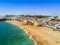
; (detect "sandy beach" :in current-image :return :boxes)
[6,20,60,45]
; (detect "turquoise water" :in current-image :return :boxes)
[0,21,34,45]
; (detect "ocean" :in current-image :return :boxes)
[0,21,34,45]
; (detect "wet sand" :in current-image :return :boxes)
[7,20,60,45]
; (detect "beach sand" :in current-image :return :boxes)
[6,20,60,45]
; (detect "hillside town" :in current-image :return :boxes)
[0,15,60,31]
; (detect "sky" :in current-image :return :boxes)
[0,0,60,16]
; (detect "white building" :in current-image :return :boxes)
[4,15,17,20]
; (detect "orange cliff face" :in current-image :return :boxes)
[7,20,60,45]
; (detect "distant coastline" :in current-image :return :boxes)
[0,15,60,45]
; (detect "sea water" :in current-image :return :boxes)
[0,21,34,45]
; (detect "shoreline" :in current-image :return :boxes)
[6,20,60,45]
[6,21,37,45]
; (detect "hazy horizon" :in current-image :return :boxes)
[0,0,60,16]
